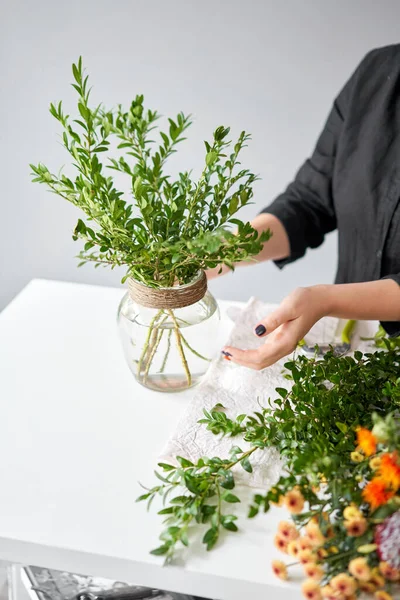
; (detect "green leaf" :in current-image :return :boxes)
[223,492,240,503]
[150,545,170,556]
[335,422,348,434]
[229,196,239,215]
[206,151,218,166]
[240,456,253,473]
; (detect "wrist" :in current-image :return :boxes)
[310,284,336,318]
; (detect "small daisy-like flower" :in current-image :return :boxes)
[348,557,371,581]
[343,504,362,521]
[356,427,377,456]
[379,561,400,581]
[278,520,300,541]
[301,578,322,600]
[284,488,305,514]
[271,559,288,580]
[320,584,333,598]
[274,533,288,553]
[359,581,377,594]
[375,591,394,600]
[316,547,328,560]
[345,516,368,537]
[287,540,300,557]
[330,573,357,596]
[370,456,382,471]
[369,573,385,588]
[298,536,313,552]
[305,521,325,547]
[298,549,315,565]
[304,563,324,581]
[351,451,364,463]
[363,478,395,510]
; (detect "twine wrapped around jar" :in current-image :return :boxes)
[127,270,207,309]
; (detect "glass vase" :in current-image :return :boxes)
[117,272,220,392]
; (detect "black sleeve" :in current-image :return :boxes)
[261,57,364,268]
[380,274,400,337]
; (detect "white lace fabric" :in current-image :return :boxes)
[160,298,378,489]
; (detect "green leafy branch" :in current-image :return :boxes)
[139,342,400,561]
[30,57,270,287]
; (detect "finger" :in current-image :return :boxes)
[254,305,293,338]
[222,343,286,371]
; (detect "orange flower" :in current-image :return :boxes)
[271,559,288,580]
[287,540,300,557]
[284,488,305,514]
[348,557,371,581]
[330,573,357,596]
[298,536,314,552]
[304,563,324,581]
[375,592,393,600]
[305,521,325,547]
[345,516,368,537]
[357,427,377,456]
[320,584,334,598]
[379,453,400,491]
[301,578,322,600]
[379,561,400,581]
[362,478,395,510]
[299,549,315,565]
[278,520,300,541]
[317,547,329,560]
[274,533,288,553]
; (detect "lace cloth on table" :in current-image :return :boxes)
[160,297,378,490]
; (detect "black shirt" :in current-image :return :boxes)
[262,44,400,336]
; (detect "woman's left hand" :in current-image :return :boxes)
[222,286,328,370]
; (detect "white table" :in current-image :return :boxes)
[0,280,301,600]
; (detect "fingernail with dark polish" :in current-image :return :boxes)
[255,324,266,337]
[221,350,232,357]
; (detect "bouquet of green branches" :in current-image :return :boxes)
[30,58,270,390]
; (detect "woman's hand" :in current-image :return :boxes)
[221,279,400,370]
[222,286,329,370]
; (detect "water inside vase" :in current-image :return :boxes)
[118,299,220,392]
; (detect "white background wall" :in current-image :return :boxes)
[1,0,400,310]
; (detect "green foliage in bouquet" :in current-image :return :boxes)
[30,58,269,287]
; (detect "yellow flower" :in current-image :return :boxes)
[330,573,357,596]
[320,584,333,598]
[379,561,400,581]
[304,563,324,581]
[348,557,371,581]
[305,521,325,547]
[273,533,288,553]
[375,592,394,600]
[359,581,377,594]
[345,516,368,537]
[343,504,362,521]
[298,536,313,552]
[284,488,305,514]
[298,549,315,565]
[287,540,300,557]
[370,456,382,470]
[301,578,322,600]
[271,559,288,580]
[329,546,339,554]
[278,520,300,542]
[316,547,329,560]
[369,573,385,588]
[351,451,364,463]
